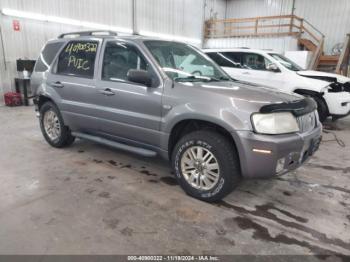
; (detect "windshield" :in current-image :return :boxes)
[269,53,303,71]
[143,41,231,82]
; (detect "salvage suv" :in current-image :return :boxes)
[31,31,322,202]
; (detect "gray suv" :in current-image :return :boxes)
[31,31,322,202]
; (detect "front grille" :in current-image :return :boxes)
[297,111,317,133]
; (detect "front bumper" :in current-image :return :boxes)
[232,125,322,178]
[324,91,350,116]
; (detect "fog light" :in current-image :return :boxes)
[276,158,285,173]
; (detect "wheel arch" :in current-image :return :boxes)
[167,119,240,167]
[294,88,329,111]
[37,95,56,110]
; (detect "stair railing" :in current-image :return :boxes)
[205,15,325,69]
[336,34,350,76]
[301,19,325,69]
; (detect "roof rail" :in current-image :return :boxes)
[58,31,118,39]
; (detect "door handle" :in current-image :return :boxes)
[99,88,115,96]
[242,72,251,75]
[50,81,64,88]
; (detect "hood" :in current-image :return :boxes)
[297,70,350,84]
[180,80,302,105]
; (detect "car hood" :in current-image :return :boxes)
[297,70,350,84]
[184,80,302,105]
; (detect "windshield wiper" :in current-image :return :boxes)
[174,76,211,82]
[174,75,234,83]
[218,76,232,81]
[206,76,234,82]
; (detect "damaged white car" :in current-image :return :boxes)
[204,48,350,122]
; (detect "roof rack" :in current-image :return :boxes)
[58,31,118,39]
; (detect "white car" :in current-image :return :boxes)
[178,54,214,76]
[204,48,350,122]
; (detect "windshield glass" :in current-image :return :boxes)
[269,53,303,71]
[143,41,231,82]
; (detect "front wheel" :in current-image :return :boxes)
[171,131,241,202]
[39,101,75,148]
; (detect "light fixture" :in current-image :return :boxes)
[1,8,203,45]
[138,30,202,45]
[1,8,133,34]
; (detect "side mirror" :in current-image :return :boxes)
[127,69,152,87]
[266,63,280,72]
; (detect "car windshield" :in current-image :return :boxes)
[269,53,304,71]
[143,41,232,82]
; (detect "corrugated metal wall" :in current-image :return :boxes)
[226,0,293,18]
[294,0,350,54]
[0,0,133,97]
[204,0,227,20]
[205,36,298,53]
[137,0,203,39]
[207,0,350,55]
[0,0,205,99]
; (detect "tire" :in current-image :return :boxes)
[39,101,75,148]
[171,130,241,202]
[312,96,329,123]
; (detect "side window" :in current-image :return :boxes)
[102,41,148,82]
[207,52,242,68]
[34,42,64,72]
[221,52,243,68]
[241,53,272,71]
[56,41,98,78]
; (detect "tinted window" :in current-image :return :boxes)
[207,52,243,68]
[102,42,148,82]
[241,53,272,71]
[56,41,98,78]
[34,42,64,72]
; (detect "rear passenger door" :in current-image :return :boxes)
[47,39,102,132]
[94,40,163,147]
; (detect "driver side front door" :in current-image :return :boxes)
[92,40,163,148]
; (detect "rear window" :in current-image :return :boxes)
[34,42,64,72]
[56,41,98,78]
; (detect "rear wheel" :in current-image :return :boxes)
[40,101,75,148]
[171,130,241,202]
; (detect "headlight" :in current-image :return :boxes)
[251,112,299,134]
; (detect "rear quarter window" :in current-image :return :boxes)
[34,42,64,72]
[56,41,99,78]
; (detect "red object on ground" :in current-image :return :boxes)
[4,92,22,107]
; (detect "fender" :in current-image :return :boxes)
[35,83,64,109]
[161,103,250,135]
